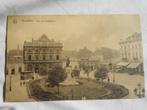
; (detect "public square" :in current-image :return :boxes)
[5,15,144,101]
[5,68,144,101]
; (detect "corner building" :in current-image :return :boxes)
[23,34,63,74]
[119,32,144,73]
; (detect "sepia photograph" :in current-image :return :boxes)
[4,15,145,102]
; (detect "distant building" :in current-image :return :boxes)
[79,57,100,71]
[119,32,143,73]
[119,32,143,62]
[23,34,63,74]
[62,57,79,69]
[6,46,24,75]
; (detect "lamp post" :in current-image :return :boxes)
[134,83,145,98]
[71,88,74,100]
[111,66,115,83]
[9,75,12,91]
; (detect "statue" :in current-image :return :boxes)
[60,57,79,86]
[66,57,70,67]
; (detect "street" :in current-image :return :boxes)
[80,69,144,98]
[5,74,34,101]
[5,70,144,101]
[108,72,144,98]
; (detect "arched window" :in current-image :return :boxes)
[56,55,59,60]
[28,55,31,61]
[43,55,46,60]
[35,49,38,52]
[11,68,15,75]
[18,67,22,73]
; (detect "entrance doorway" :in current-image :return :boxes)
[35,64,39,73]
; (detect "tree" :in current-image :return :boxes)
[93,47,120,62]
[76,47,92,59]
[95,67,108,86]
[83,65,90,80]
[71,66,80,78]
[39,64,49,75]
[48,65,66,94]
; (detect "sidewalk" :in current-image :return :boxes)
[5,74,34,102]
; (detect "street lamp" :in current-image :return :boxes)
[71,88,74,99]
[9,75,12,91]
[111,66,115,83]
[134,83,145,98]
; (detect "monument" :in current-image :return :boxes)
[60,58,79,86]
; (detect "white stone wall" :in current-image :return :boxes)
[120,33,143,62]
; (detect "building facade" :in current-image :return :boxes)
[119,32,143,62]
[6,47,24,75]
[79,58,99,71]
[119,32,144,73]
[23,34,63,74]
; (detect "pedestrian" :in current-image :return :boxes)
[20,82,22,86]
[23,81,25,86]
[82,96,86,100]
[107,77,110,84]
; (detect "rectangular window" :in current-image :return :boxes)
[56,55,59,60]
[43,55,46,60]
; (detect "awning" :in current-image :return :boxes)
[127,63,141,69]
[117,62,129,66]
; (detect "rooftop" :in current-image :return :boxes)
[24,34,63,47]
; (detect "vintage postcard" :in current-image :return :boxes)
[4,15,145,102]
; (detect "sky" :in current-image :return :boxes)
[7,15,141,51]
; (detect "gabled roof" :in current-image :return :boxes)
[38,34,50,42]
[24,34,63,47]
